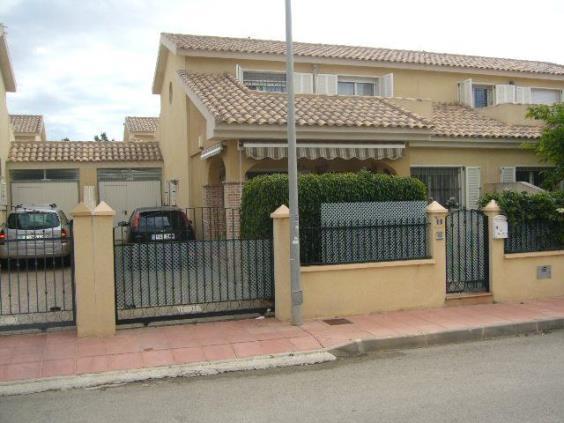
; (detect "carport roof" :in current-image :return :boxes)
[8,141,163,163]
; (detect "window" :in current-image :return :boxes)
[7,212,60,230]
[531,88,560,105]
[337,77,378,96]
[10,169,78,181]
[411,167,463,207]
[242,71,286,93]
[473,85,493,108]
[516,167,550,187]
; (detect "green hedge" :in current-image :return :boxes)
[478,191,564,223]
[240,170,427,239]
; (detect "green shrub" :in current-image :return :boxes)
[478,191,563,223]
[240,170,427,239]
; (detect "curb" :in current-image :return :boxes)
[329,318,564,357]
[0,350,336,397]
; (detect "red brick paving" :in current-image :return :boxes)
[0,297,563,382]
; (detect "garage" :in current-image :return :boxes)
[98,168,162,225]
[10,169,79,217]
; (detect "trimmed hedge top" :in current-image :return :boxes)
[479,190,564,223]
[240,170,427,238]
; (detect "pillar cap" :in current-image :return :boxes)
[71,202,94,217]
[425,201,448,214]
[482,199,501,213]
[270,204,290,219]
[93,201,116,216]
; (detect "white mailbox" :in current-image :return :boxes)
[493,215,508,239]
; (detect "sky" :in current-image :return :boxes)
[2,0,563,141]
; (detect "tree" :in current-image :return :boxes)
[61,137,70,141]
[526,103,564,189]
[93,132,114,142]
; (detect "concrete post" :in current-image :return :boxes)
[482,199,503,297]
[71,201,116,337]
[425,201,448,299]
[271,205,291,321]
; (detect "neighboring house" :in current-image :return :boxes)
[0,24,16,219]
[123,116,159,142]
[9,114,46,141]
[6,141,163,221]
[152,33,563,211]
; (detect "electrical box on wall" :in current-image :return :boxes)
[537,265,551,280]
[493,215,508,239]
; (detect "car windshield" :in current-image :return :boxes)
[138,211,184,232]
[7,212,60,230]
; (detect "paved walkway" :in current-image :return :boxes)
[1,297,563,383]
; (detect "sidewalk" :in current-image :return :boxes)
[1,297,563,390]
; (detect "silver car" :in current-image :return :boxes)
[0,205,72,259]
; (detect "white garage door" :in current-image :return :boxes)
[11,182,79,217]
[99,180,161,225]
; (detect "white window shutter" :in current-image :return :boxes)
[515,87,532,104]
[458,79,473,107]
[235,64,244,82]
[315,74,338,95]
[561,90,564,103]
[294,72,314,94]
[465,167,481,209]
[380,73,394,97]
[500,166,516,183]
[495,84,516,105]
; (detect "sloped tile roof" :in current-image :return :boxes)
[179,71,431,130]
[8,141,163,163]
[10,114,43,134]
[125,116,159,133]
[164,33,564,76]
[432,103,541,139]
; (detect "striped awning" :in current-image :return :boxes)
[242,142,404,161]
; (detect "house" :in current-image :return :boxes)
[123,116,159,142]
[0,24,16,219]
[152,33,563,213]
[10,114,46,141]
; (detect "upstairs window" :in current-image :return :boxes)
[473,85,493,108]
[242,71,286,93]
[337,77,378,96]
[531,88,561,105]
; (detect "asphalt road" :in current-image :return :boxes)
[2,331,564,423]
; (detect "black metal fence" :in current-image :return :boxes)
[0,229,75,331]
[505,220,564,254]
[113,207,274,324]
[300,218,429,266]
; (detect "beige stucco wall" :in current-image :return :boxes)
[183,56,564,103]
[0,75,12,180]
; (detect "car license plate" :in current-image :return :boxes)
[152,233,174,241]
[21,234,44,240]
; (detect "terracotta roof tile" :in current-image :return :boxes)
[179,72,431,130]
[10,114,43,134]
[8,141,163,163]
[164,33,564,76]
[431,103,541,139]
[125,116,159,133]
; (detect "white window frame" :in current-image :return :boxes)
[337,76,380,96]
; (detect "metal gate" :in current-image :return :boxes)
[114,208,274,325]
[0,229,76,332]
[446,209,489,293]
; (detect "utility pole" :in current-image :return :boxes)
[285,0,303,326]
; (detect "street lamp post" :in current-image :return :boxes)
[284,0,303,326]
